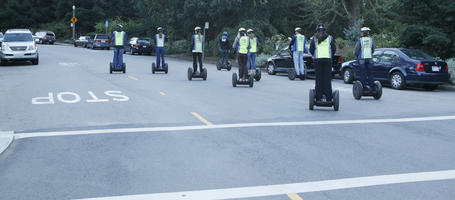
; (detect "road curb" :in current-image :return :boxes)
[0,131,14,155]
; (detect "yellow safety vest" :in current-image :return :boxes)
[156,34,165,47]
[360,37,373,59]
[315,36,332,59]
[249,37,257,53]
[114,31,124,46]
[193,35,203,53]
[296,34,305,52]
[238,36,248,54]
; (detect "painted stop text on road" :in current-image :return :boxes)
[31,91,129,105]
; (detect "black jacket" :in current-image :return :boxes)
[219,36,230,51]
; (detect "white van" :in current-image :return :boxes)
[0,29,39,65]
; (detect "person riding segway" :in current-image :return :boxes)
[152,27,169,74]
[110,24,126,73]
[188,27,207,80]
[309,24,339,111]
[352,27,382,100]
[217,32,232,71]
[232,28,254,87]
[247,29,261,81]
[288,27,307,80]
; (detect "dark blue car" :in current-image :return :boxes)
[341,48,450,90]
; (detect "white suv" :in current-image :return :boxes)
[0,29,39,65]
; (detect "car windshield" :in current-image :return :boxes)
[36,32,46,36]
[3,33,33,42]
[401,49,434,60]
[138,39,150,44]
[46,33,54,36]
[96,35,109,39]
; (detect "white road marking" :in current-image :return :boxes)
[77,169,455,200]
[58,62,79,67]
[14,115,455,139]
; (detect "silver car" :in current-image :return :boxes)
[0,29,39,65]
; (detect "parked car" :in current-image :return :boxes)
[34,31,55,44]
[0,29,39,65]
[74,36,90,48]
[87,34,110,50]
[340,48,450,90]
[0,32,4,42]
[266,47,343,78]
[124,37,154,55]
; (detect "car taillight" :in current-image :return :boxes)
[95,40,101,43]
[135,44,139,47]
[338,56,343,63]
[106,40,110,43]
[415,63,424,71]
[446,64,449,72]
[312,57,315,62]
[44,36,47,39]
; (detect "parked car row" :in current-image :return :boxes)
[73,34,155,55]
[0,29,39,65]
[340,48,450,90]
[34,31,55,44]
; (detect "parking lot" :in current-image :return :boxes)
[1,44,455,200]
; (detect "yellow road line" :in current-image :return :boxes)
[190,112,213,126]
[128,75,138,81]
[287,193,303,200]
[160,92,166,96]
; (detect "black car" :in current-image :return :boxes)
[35,31,55,44]
[340,48,450,90]
[125,37,154,55]
[267,47,343,78]
[74,36,90,48]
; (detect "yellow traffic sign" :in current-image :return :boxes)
[71,17,78,24]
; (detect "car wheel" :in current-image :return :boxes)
[0,59,7,66]
[423,84,438,91]
[343,68,354,84]
[32,57,39,65]
[267,62,276,75]
[288,69,296,80]
[390,71,406,90]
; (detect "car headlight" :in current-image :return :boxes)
[28,44,36,50]
[1,43,9,51]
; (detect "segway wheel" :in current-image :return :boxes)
[249,75,254,87]
[333,90,340,111]
[232,73,238,87]
[309,89,315,110]
[216,61,221,71]
[227,63,232,71]
[187,67,193,81]
[255,69,261,81]
[374,81,383,100]
[353,81,363,100]
[109,62,113,74]
[122,63,126,73]
[202,68,207,80]
[164,63,169,74]
[152,63,156,74]
[288,69,296,80]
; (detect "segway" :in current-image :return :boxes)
[187,67,207,81]
[353,80,382,100]
[216,60,232,71]
[232,73,254,87]
[110,62,126,74]
[309,89,339,111]
[288,69,306,80]
[152,63,168,74]
[251,69,261,81]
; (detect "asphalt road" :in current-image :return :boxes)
[0,44,455,200]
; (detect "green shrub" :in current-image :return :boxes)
[256,53,271,68]
[167,40,190,55]
[263,34,288,55]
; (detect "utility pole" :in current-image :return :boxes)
[72,5,76,40]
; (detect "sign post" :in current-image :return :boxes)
[105,20,109,35]
[72,5,76,40]
[203,22,209,60]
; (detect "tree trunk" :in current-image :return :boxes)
[348,0,360,26]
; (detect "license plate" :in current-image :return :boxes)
[143,46,147,48]
[432,66,440,72]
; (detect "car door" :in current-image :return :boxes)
[371,50,383,80]
[377,51,400,80]
[274,50,290,68]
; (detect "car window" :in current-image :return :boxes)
[400,49,434,60]
[3,33,33,42]
[372,51,382,62]
[381,51,400,63]
[0,33,3,38]
[46,33,54,37]
[36,32,46,36]
[96,35,109,39]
